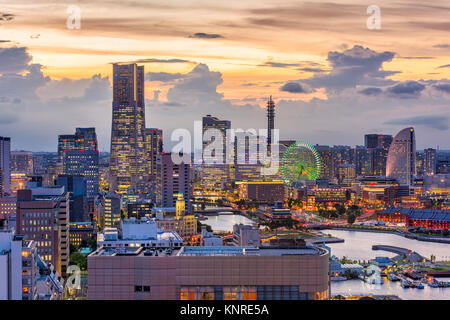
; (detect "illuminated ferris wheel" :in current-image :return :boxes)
[280,141,322,185]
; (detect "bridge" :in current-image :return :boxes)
[372,245,427,263]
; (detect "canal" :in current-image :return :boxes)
[203,214,256,232]
[323,229,450,261]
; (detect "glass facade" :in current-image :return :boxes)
[386,127,416,185]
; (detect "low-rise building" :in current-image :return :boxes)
[88,245,330,300]
[232,224,261,246]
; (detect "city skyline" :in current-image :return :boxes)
[0,1,449,151]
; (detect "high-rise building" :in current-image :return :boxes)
[267,96,275,154]
[109,63,147,193]
[364,134,392,151]
[424,148,437,176]
[58,128,98,164]
[144,128,163,181]
[316,145,334,180]
[354,146,373,176]
[386,127,416,185]
[109,64,146,191]
[10,151,34,175]
[64,149,99,200]
[372,148,389,176]
[202,115,231,188]
[0,137,11,196]
[16,188,70,278]
[332,146,353,177]
[103,192,121,229]
[159,153,191,213]
[56,175,88,222]
[338,164,356,186]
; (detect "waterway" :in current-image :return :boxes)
[323,229,450,261]
[203,214,256,232]
[324,229,450,299]
[331,277,450,300]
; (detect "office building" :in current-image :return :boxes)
[232,224,261,247]
[159,153,191,213]
[237,181,285,202]
[10,151,34,175]
[267,96,275,154]
[56,175,88,222]
[386,127,416,185]
[103,192,121,229]
[145,128,163,181]
[202,115,231,188]
[16,188,70,278]
[0,196,16,220]
[57,128,98,164]
[87,245,330,300]
[354,146,373,176]
[109,63,147,192]
[316,145,333,181]
[338,164,356,186]
[365,134,392,151]
[69,222,95,248]
[64,149,99,200]
[424,148,437,176]
[0,136,11,196]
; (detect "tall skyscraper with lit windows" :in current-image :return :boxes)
[386,127,416,185]
[109,63,147,192]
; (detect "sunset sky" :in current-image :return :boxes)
[0,0,449,151]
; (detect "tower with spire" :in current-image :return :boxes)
[266,96,275,154]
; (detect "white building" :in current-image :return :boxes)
[232,224,261,247]
[0,228,22,300]
[97,217,183,249]
[201,227,223,246]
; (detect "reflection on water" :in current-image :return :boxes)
[324,229,450,261]
[325,229,450,300]
[331,277,450,300]
[203,214,256,232]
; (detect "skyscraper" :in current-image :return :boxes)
[159,153,191,213]
[56,174,88,222]
[64,149,99,200]
[364,134,393,150]
[386,127,416,185]
[202,115,231,188]
[0,137,11,196]
[10,151,34,176]
[424,148,437,176]
[109,63,147,192]
[316,145,334,181]
[267,96,275,154]
[144,128,163,181]
[58,128,98,164]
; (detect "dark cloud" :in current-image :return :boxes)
[358,87,383,96]
[189,33,224,39]
[384,115,449,131]
[306,45,397,90]
[279,82,313,94]
[0,40,11,43]
[433,83,450,93]
[0,13,14,22]
[145,72,185,82]
[437,64,450,68]
[386,81,426,98]
[397,56,434,60]
[0,47,33,74]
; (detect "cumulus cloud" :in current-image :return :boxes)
[279,82,313,94]
[305,45,397,90]
[0,47,33,74]
[386,81,426,98]
[433,83,450,93]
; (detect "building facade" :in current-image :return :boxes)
[109,63,147,192]
[386,127,416,185]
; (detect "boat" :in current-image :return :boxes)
[428,280,439,288]
[388,274,400,281]
[400,280,410,288]
[413,281,424,289]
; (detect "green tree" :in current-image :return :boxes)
[69,252,87,270]
[347,213,356,224]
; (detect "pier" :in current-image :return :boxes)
[372,245,427,263]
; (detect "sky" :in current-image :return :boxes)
[0,0,449,152]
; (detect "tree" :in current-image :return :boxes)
[347,213,356,224]
[69,252,87,270]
